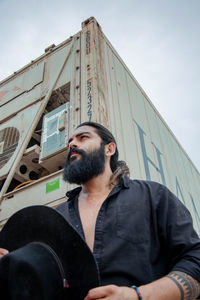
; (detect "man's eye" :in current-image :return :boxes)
[81,135,88,139]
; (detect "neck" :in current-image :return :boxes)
[81,165,113,196]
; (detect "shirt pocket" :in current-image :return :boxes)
[116,208,149,244]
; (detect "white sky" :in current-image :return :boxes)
[0,0,199,172]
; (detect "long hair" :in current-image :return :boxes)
[76,122,130,181]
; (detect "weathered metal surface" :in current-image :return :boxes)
[80,18,110,128]
[0,40,74,123]
[0,170,68,223]
[101,32,200,233]
[0,62,45,106]
[0,17,199,234]
[0,39,75,203]
[0,101,42,180]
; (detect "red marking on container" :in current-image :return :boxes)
[0,90,9,101]
[12,86,21,91]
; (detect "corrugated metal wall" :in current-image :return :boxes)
[0,17,199,233]
[101,33,200,233]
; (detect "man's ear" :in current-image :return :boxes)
[105,142,116,157]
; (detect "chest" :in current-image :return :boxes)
[78,198,105,252]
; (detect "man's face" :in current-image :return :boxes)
[63,126,106,184]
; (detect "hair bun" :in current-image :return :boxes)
[115,160,130,177]
[110,160,130,186]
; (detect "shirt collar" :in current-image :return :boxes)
[119,175,130,188]
[66,186,82,200]
[65,176,130,200]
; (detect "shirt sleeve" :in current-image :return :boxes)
[157,185,200,282]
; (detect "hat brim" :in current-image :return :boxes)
[0,205,100,299]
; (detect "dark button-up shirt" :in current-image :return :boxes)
[56,177,200,287]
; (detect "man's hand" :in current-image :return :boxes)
[84,285,138,300]
[0,248,9,258]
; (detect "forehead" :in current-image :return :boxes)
[72,125,99,137]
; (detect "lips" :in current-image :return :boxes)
[70,152,79,159]
[67,148,83,162]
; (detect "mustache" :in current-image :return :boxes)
[67,148,85,161]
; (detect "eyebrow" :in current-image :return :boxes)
[68,131,92,144]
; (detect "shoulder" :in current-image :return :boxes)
[125,177,168,197]
[124,177,184,209]
[128,178,164,189]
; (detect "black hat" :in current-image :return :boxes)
[0,205,100,300]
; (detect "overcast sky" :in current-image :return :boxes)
[0,0,199,172]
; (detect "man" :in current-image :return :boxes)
[1,121,200,299]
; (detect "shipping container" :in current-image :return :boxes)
[0,17,199,234]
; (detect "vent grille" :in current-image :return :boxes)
[0,127,20,169]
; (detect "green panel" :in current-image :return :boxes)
[46,178,60,193]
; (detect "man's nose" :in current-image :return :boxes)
[69,139,78,149]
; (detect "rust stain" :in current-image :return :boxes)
[0,86,21,101]
[0,90,9,101]
[12,86,21,91]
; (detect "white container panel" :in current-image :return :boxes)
[0,101,42,179]
[154,114,177,189]
[0,61,44,106]
[43,42,73,92]
[142,98,168,184]
[0,171,68,222]
[125,74,147,179]
[104,47,126,159]
[111,53,136,163]
[105,44,149,178]
[0,84,43,123]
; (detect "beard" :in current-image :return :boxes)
[63,142,106,184]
